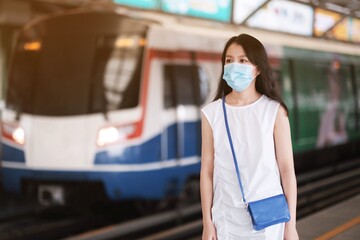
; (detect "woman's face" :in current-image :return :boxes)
[224,43,259,77]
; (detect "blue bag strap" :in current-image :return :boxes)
[222,95,247,203]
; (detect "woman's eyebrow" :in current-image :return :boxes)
[225,55,247,58]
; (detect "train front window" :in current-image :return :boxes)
[7,14,147,116]
[92,35,145,111]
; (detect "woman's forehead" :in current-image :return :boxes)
[226,43,246,57]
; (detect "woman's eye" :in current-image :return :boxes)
[225,59,232,63]
[240,59,248,63]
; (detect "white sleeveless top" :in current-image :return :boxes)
[201,95,284,239]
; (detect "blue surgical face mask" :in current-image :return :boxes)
[223,62,256,92]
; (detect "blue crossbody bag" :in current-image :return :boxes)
[222,96,291,231]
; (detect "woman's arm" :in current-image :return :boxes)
[200,113,217,240]
[274,106,299,240]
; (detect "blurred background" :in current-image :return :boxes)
[0,0,359,239]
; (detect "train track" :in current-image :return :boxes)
[0,212,110,240]
[1,161,359,240]
[0,202,140,240]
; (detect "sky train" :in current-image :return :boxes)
[1,8,360,206]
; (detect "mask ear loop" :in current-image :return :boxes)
[254,66,260,78]
[253,67,260,81]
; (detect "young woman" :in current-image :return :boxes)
[200,34,299,239]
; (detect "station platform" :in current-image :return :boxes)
[297,195,360,240]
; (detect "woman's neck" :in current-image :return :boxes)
[226,89,262,106]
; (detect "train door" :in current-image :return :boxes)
[162,62,209,164]
[161,61,209,199]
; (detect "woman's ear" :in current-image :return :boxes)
[255,66,260,76]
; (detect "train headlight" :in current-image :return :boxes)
[12,127,25,145]
[2,122,25,145]
[96,124,138,147]
[97,126,120,147]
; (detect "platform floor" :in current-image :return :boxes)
[297,195,360,240]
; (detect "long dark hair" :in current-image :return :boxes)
[213,34,288,115]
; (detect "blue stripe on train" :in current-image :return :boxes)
[1,143,25,162]
[94,121,201,164]
[1,162,200,200]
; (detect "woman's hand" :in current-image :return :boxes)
[202,222,217,240]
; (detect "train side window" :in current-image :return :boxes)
[271,69,282,95]
[291,59,356,149]
[164,64,209,108]
[198,67,210,104]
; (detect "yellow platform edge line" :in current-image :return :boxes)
[315,215,360,240]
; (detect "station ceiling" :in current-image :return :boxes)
[11,0,360,43]
[308,0,360,17]
[31,0,360,18]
